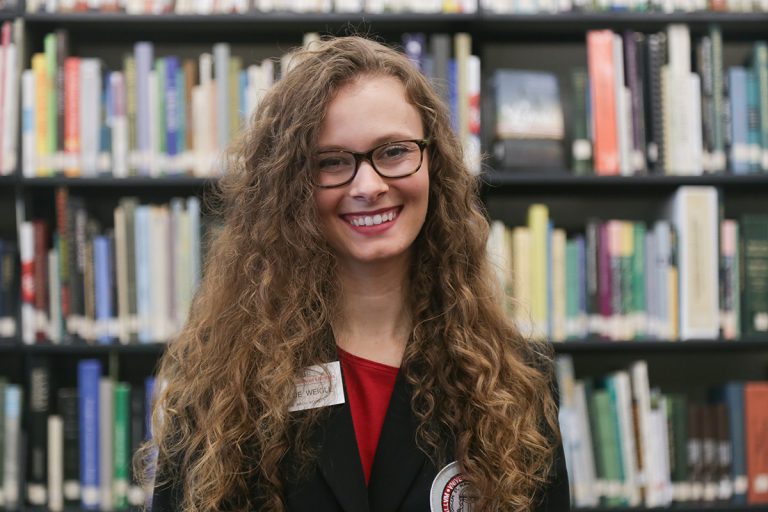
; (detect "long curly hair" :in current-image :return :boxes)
[142,35,560,511]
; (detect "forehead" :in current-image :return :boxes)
[318,74,424,148]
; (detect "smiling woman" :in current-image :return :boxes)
[144,36,570,512]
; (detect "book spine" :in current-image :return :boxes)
[64,57,81,176]
[740,215,768,336]
[48,414,64,512]
[22,69,36,177]
[94,235,113,344]
[134,42,153,176]
[20,220,36,344]
[58,387,80,504]
[99,378,114,511]
[710,25,726,173]
[113,383,130,510]
[33,220,49,342]
[28,357,51,506]
[728,67,750,174]
[3,385,22,509]
[587,30,619,175]
[745,382,768,504]
[78,359,101,509]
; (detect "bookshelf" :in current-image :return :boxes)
[0,5,766,512]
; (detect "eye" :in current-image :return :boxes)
[316,153,353,173]
[376,143,414,161]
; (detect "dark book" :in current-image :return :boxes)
[33,220,49,342]
[429,34,451,107]
[570,68,592,175]
[0,240,17,338]
[491,69,565,172]
[58,387,80,504]
[56,29,68,159]
[55,187,71,340]
[27,357,51,506]
[740,215,768,337]
[623,30,647,174]
[644,32,666,174]
[128,383,146,506]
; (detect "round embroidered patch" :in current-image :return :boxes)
[430,461,475,512]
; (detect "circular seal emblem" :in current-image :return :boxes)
[430,461,475,512]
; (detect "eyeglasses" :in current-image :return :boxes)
[312,139,430,188]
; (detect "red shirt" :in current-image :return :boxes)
[337,347,400,485]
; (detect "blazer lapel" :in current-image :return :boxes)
[318,385,370,512]
[368,372,427,512]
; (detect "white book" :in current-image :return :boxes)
[612,35,631,176]
[48,415,64,512]
[649,393,674,505]
[2,42,18,175]
[685,73,704,176]
[572,381,599,507]
[188,196,202,290]
[19,221,35,345]
[110,72,128,178]
[80,59,101,177]
[22,69,36,178]
[177,206,192,331]
[99,378,114,512]
[630,361,657,506]
[466,54,481,175]
[667,187,719,340]
[652,221,671,339]
[245,64,262,120]
[150,206,171,341]
[191,86,210,177]
[612,371,641,506]
[3,385,22,509]
[213,43,230,151]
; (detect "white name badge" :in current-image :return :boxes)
[430,461,474,512]
[288,361,345,412]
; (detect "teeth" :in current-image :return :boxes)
[348,209,397,227]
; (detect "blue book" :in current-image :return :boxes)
[448,59,457,134]
[165,56,179,158]
[239,69,247,127]
[177,66,186,155]
[402,33,426,72]
[4,384,22,509]
[134,42,154,176]
[93,235,112,344]
[724,382,747,504]
[134,205,151,343]
[78,359,101,509]
[746,70,761,173]
[144,376,156,441]
[728,67,749,174]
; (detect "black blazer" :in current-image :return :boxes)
[152,371,571,511]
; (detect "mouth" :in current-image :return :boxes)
[341,206,402,227]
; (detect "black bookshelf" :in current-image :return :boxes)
[20,175,216,188]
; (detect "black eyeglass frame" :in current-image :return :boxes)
[312,138,431,188]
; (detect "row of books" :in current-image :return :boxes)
[487,186,767,341]
[21,0,768,13]
[556,356,768,507]
[22,34,292,179]
[19,189,203,345]
[482,0,768,13]
[570,26,768,176]
[0,238,17,339]
[0,360,154,510]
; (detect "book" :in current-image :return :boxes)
[587,30,619,175]
[3,385,22,509]
[28,357,51,506]
[48,414,64,512]
[491,69,565,171]
[57,387,80,504]
[740,215,768,337]
[745,382,768,504]
[78,359,101,509]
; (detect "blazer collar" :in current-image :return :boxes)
[318,368,427,512]
[368,371,427,512]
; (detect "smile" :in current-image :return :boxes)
[342,207,401,227]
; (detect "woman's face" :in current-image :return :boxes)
[313,74,430,271]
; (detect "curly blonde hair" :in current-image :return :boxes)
[141,35,560,511]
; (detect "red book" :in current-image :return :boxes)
[745,382,768,504]
[587,30,620,175]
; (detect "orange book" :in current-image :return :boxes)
[745,382,768,504]
[587,30,619,176]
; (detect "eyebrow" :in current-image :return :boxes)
[315,134,421,152]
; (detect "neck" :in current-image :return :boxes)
[334,256,411,367]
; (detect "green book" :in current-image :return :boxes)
[123,55,137,176]
[740,214,768,337]
[44,33,57,171]
[591,387,625,506]
[113,383,130,510]
[753,41,768,173]
[566,238,580,339]
[632,222,647,339]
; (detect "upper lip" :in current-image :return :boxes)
[341,206,401,217]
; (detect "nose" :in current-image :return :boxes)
[348,159,388,202]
